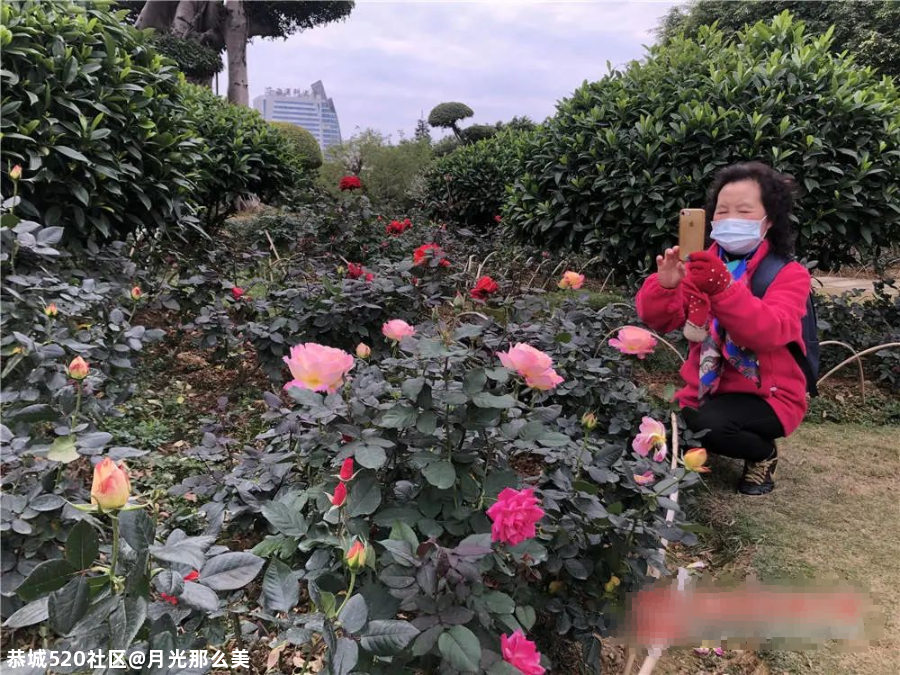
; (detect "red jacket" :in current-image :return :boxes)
[635,241,810,437]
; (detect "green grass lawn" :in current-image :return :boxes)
[627,423,898,675]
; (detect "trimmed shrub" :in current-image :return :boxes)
[151,33,222,84]
[423,128,534,228]
[0,0,199,240]
[507,13,900,274]
[270,121,323,170]
[182,84,298,232]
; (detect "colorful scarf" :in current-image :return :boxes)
[698,254,761,401]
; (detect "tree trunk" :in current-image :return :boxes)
[225,0,249,106]
[135,0,178,31]
[170,0,206,38]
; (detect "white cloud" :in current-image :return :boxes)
[235,0,679,139]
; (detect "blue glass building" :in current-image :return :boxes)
[252,81,342,151]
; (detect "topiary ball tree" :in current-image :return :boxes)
[270,122,324,170]
[428,102,474,140]
[507,12,900,275]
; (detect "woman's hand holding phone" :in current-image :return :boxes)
[656,246,686,289]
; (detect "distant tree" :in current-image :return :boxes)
[460,124,497,144]
[414,117,432,144]
[496,115,538,133]
[120,1,355,104]
[657,0,900,77]
[427,102,474,141]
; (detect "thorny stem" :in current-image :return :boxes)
[336,571,357,618]
[109,514,120,588]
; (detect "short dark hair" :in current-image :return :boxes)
[704,162,797,257]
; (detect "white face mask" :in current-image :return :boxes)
[711,217,767,256]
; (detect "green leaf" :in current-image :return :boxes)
[355,444,387,470]
[390,521,419,552]
[349,477,382,517]
[416,411,438,435]
[380,404,418,429]
[472,392,517,409]
[488,661,524,675]
[47,435,78,463]
[3,597,49,629]
[438,625,482,673]
[515,605,536,630]
[401,377,425,401]
[261,501,308,537]
[261,557,299,613]
[179,580,219,612]
[423,461,456,489]
[109,596,147,650]
[330,637,358,675]
[17,559,76,601]
[483,591,515,614]
[464,369,487,395]
[119,509,155,552]
[55,146,91,163]
[199,552,264,591]
[412,625,444,656]
[359,620,420,656]
[65,519,99,570]
[337,593,368,634]
[379,539,417,566]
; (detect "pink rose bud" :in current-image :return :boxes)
[355,343,371,359]
[9,164,22,181]
[90,457,131,510]
[44,303,59,318]
[67,356,89,381]
[130,286,142,301]
[345,539,367,571]
[231,287,245,300]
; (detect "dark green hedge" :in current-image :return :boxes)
[507,13,900,273]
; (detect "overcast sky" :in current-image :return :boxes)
[228,1,680,142]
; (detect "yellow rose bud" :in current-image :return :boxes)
[9,164,22,181]
[605,575,621,593]
[581,412,598,431]
[683,448,710,473]
[549,580,565,594]
[44,303,59,318]
[90,457,131,510]
[336,265,346,276]
[346,539,367,572]
[67,356,89,381]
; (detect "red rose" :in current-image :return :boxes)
[347,263,364,279]
[339,175,362,191]
[494,215,502,223]
[413,243,446,267]
[184,570,200,582]
[365,272,375,282]
[160,593,179,605]
[470,275,499,301]
[231,287,245,300]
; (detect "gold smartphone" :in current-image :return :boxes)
[678,208,707,258]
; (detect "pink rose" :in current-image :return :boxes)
[557,271,585,290]
[633,471,655,486]
[486,487,544,546]
[497,343,563,391]
[609,326,657,359]
[382,319,415,342]
[283,343,354,394]
[501,630,545,675]
[632,416,667,462]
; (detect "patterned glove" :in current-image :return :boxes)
[686,251,732,295]
[683,279,710,342]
